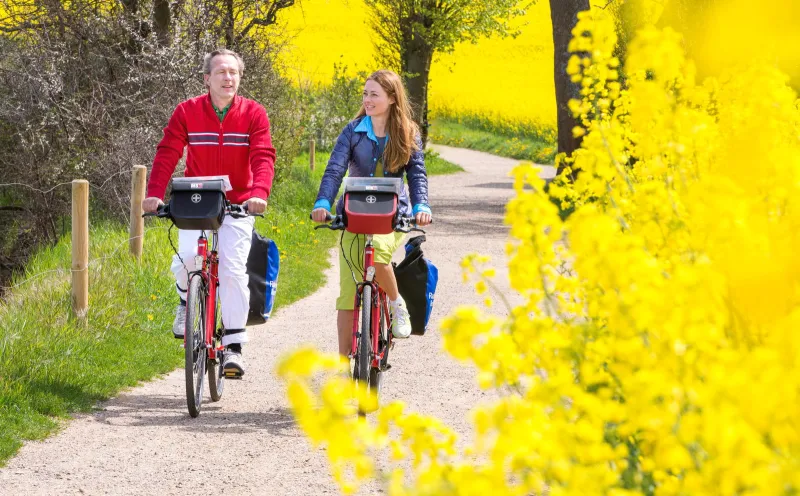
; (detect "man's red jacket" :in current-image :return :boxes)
[146,94,276,204]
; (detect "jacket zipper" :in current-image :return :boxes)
[218,119,223,178]
[370,139,378,177]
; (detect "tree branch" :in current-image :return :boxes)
[238,0,294,40]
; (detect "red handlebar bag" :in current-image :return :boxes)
[342,178,402,235]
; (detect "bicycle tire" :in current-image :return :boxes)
[356,285,372,414]
[207,297,224,402]
[185,274,207,418]
[368,295,388,403]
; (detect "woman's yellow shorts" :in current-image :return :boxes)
[337,230,406,310]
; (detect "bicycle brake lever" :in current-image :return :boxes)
[142,205,170,218]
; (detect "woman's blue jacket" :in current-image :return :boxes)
[313,116,431,217]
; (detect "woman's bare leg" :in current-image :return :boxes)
[337,310,354,357]
[374,262,399,300]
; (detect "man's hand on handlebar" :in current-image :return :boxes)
[142,197,164,214]
[311,208,331,223]
[415,212,432,226]
[245,197,267,215]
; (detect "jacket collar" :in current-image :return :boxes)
[204,93,240,114]
[354,115,380,144]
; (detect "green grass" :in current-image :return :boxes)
[424,149,463,175]
[0,159,336,466]
[429,118,557,165]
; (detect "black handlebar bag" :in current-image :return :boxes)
[392,235,438,336]
[168,178,226,230]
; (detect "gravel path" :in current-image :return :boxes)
[0,145,554,495]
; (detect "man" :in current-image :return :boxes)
[142,48,276,377]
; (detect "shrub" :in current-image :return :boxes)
[293,63,367,150]
[0,2,303,288]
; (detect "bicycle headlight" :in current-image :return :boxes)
[366,266,376,282]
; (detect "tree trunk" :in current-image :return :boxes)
[402,39,434,146]
[224,0,235,48]
[120,0,149,54]
[152,0,171,45]
[550,0,589,177]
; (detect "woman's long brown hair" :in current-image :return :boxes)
[354,70,419,173]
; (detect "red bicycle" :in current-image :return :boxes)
[146,177,261,417]
[316,178,423,413]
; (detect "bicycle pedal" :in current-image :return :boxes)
[381,364,392,372]
[222,369,244,379]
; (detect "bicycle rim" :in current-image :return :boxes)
[357,285,372,415]
[185,275,206,417]
[369,296,389,402]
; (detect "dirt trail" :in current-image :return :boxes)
[0,145,554,495]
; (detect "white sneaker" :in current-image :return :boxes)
[390,298,412,339]
[223,349,245,377]
[172,304,186,339]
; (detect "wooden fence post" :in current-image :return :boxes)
[309,138,316,171]
[129,165,147,259]
[72,179,89,318]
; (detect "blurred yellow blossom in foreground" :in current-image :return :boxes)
[278,10,800,495]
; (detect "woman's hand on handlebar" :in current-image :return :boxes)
[415,211,432,226]
[311,208,331,223]
[142,197,164,214]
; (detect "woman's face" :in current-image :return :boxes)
[363,79,394,119]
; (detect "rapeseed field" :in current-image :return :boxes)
[273,0,558,132]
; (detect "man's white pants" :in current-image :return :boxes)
[171,215,254,346]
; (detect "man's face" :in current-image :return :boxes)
[204,54,240,103]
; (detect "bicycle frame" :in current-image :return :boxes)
[191,231,221,361]
[351,235,392,368]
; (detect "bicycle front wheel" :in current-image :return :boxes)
[185,274,207,418]
[369,294,389,402]
[355,285,372,415]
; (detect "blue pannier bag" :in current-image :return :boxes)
[246,230,280,326]
[392,235,438,335]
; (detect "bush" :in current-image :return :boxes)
[0,1,303,289]
[294,63,367,150]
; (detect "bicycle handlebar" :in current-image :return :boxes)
[142,203,264,220]
[311,213,426,234]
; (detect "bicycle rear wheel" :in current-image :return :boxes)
[185,274,207,418]
[207,297,224,402]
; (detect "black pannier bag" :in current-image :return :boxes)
[168,178,226,230]
[246,230,280,326]
[392,235,438,336]
[342,177,402,235]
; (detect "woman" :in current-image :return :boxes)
[311,69,432,356]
